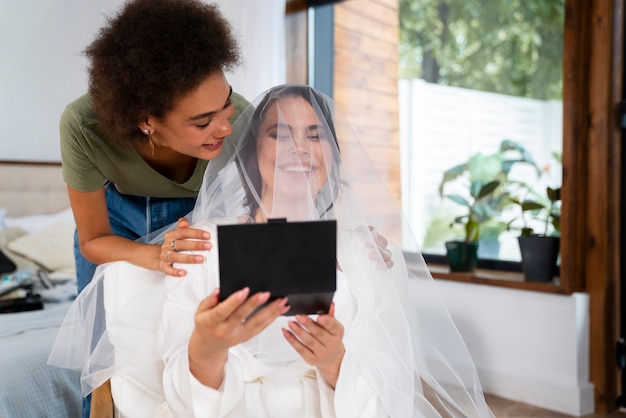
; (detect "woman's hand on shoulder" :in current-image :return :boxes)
[188,288,290,388]
[282,303,345,388]
[360,225,393,269]
[159,218,212,276]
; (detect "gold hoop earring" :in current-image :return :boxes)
[142,129,155,157]
[148,135,155,157]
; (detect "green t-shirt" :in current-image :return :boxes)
[60,92,249,198]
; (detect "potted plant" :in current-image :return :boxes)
[507,151,562,282]
[440,179,500,272]
[438,139,540,271]
[512,185,561,282]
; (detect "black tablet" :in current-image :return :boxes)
[217,219,336,316]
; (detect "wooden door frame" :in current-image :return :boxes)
[563,0,623,412]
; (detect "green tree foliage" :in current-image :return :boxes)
[399,0,564,100]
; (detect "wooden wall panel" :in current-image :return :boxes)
[333,0,401,239]
[333,0,400,179]
[285,7,308,84]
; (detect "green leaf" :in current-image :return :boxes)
[439,163,466,196]
[477,180,500,199]
[470,180,483,198]
[468,153,502,183]
[521,200,545,212]
[547,186,561,202]
[466,219,480,242]
[453,216,467,224]
[446,194,470,207]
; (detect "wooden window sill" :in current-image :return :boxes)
[402,252,565,294]
[408,262,566,294]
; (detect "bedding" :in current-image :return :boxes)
[0,302,81,418]
[0,161,81,418]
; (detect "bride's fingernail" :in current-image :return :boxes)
[237,287,250,300]
[257,291,271,302]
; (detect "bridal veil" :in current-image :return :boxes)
[49,84,493,417]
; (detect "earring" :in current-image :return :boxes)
[143,129,149,134]
[148,135,155,157]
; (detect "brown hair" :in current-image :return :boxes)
[85,0,241,144]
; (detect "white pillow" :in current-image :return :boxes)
[7,218,75,273]
[4,207,73,234]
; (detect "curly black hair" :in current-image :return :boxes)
[85,0,241,144]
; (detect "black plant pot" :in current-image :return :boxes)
[518,236,560,282]
[445,241,479,272]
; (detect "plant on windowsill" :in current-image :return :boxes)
[438,139,540,272]
[508,152,562,281]
[511,185,561,282]
[440,179,500,272]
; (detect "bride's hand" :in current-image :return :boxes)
[159,217,212,277]
[282,303,345,388]
[188,287,289,388]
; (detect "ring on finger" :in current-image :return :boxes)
[165,251,173,263]
[170,239,177,251]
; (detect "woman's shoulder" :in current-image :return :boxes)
[61,93,99,128]
[230,91,250,123]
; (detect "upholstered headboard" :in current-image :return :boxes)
[0,161,69,216]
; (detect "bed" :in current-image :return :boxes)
[0,161,81,418]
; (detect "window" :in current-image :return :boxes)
[399,0,564,264]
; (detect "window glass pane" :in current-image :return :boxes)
[399,0,564,262]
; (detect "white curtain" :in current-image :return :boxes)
[211,0,287,101]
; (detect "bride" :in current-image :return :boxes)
[50,84,493,417]
[155,84,493,417]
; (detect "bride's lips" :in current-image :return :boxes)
[203,140,223,152]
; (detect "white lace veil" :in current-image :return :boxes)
[49,84,493,417]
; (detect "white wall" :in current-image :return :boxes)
[219,0,286,101]
[437,280,594,416]
[0,0,126,162]
[0,0,285,162]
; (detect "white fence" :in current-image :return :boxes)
[399,79,562,260]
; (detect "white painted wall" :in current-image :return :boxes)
[436,280,594,416]
[0,0,125,162]
[0,0,285,162]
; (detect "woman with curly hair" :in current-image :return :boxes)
[59,1,248,416]
[60,0,248,295]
